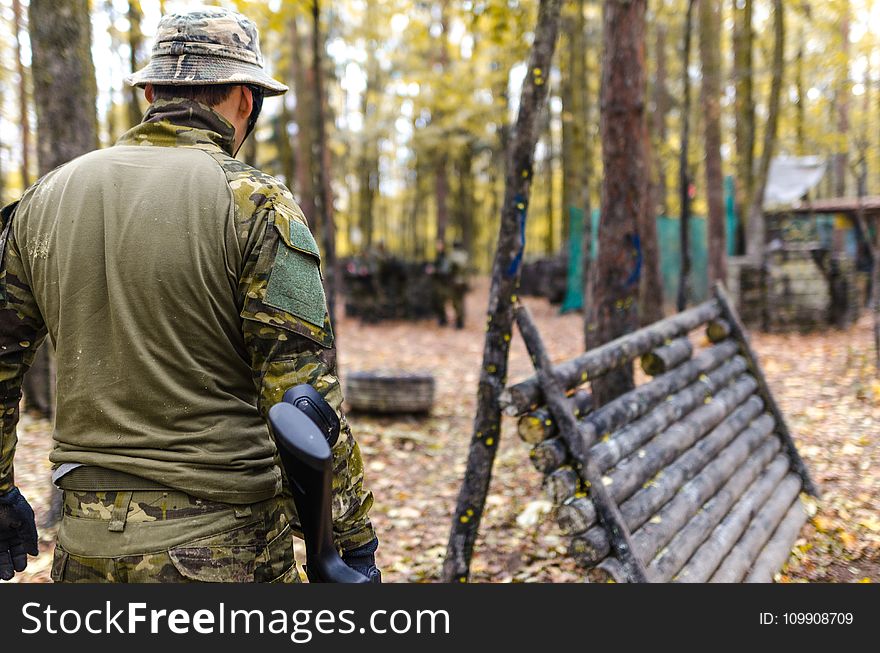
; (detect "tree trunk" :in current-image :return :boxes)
[833,4,850,198]
[733,0,754,253]
[127,0,144,128]
[587,0,648,406]
[442,0,562,583]
[543,105,556,254]
[13,0,31,188]
[434,0,451,246]
[795,24,806,157]
[290,16,318,230]
[640,118,665,324]
[745,0,784,259]
[677,0,695,311]
[640,12,667,326]
[700,0,726,286]
[311,0,338,325]
[651,21,669,217]
[455,146,476,256]
[29,0,98,526]
[561,0,590,259]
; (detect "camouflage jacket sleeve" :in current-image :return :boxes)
[0,201,49,494]
[238,196,375,552]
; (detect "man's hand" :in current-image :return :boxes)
[342,537,381,583]
[0,488,39,581]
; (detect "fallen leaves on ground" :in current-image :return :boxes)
[9,279,879,583]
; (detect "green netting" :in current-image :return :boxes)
[560,209,712,311]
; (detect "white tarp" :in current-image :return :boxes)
[763,155,827,207]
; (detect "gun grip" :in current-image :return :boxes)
[282,384,341,447]
[268,402,369,584]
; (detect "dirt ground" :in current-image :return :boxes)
[8,278,879,583]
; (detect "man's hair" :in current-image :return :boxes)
[151,84,236,106]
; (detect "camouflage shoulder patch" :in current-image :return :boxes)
[264,219,327,328]
[210,153,334,348]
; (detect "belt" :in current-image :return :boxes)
[55,466,174,492]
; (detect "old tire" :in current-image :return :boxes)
[345,370,435,414]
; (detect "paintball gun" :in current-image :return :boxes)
[268,384,369,584]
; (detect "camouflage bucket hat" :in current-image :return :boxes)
[125,7,288,96]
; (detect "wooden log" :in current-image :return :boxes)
[580,340,739,448]
[673,455,791,583]
[563,394,767,540]
[640,337,694,376]
[543,466,580,505]
[709,474,803,582]
[517,390,592,444]
[569,398,768,564]
[744,497,808,583]
[500,299,722,415]
[557,495,596,536]
[529,437,568,474]
[514,303,649,582]
[713,283,818,496]
[590,355,747,471]
[564,379,760,542]
[706,318,731,343]
[605,375,758,503]
[630,414,775,565]
[591,558,627,583]
[648,441,783,582]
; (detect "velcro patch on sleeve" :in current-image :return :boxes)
[264,220,328,328]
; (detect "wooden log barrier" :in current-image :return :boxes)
[529,437,569,474]
[602,376,758,504]
[517,390,592,444]
[630,415,776,567]
[560,381,761,542]
[714,283,818,496]
[557,384,762,544]
[589,356,747,472]
[674,455,791,582]
[514,303,649,582]
[569,400,770,565]
[706,319,731,343]
[577,340,740,450]
[647,441,783,582]
[557,496,597,536]
[543,466,580,505]
[640,337,694,376]
[744,498,809,583]
[500,299,722,415]
[708,475,803,583]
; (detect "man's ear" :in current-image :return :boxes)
[144,84,154,103]
[239,85,254,120]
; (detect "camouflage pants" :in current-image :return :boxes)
[51,489,300,583]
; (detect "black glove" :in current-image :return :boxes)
[342,537,382,583]
[0,488,39,581]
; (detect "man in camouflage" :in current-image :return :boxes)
[0,7,378,583]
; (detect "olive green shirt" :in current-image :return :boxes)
[0,99,374,549]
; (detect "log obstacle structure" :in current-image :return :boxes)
[498,283,818,582]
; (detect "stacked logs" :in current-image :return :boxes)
[508,294,814,583]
